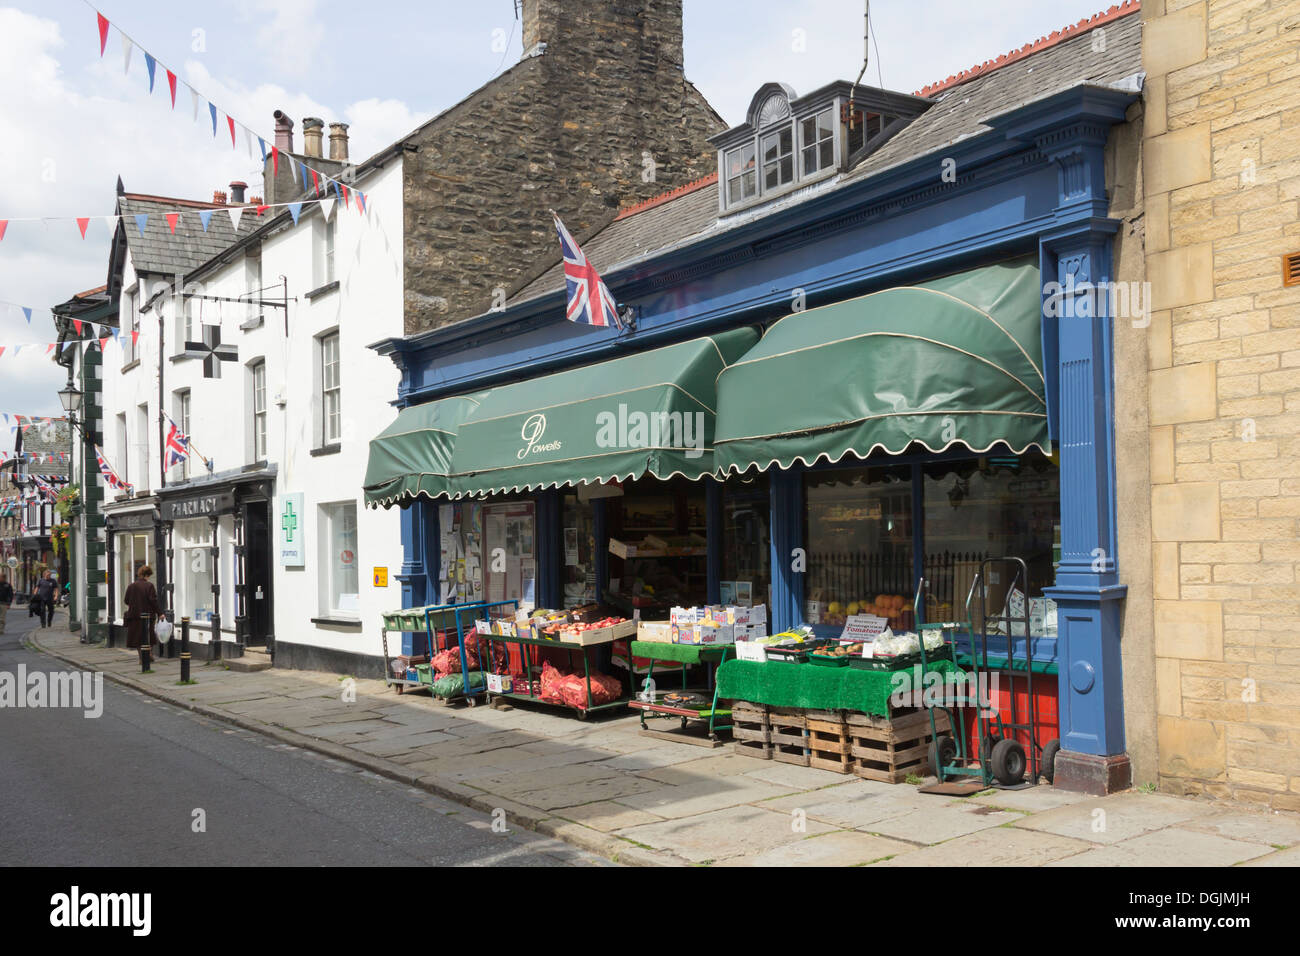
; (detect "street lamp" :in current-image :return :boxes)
[58,383,84,416]
[57,378,87,640]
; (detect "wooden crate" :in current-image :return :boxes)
[768,707,809,766]
[847,709,950,784]
[807,716,852,774]
[731,702,772,760]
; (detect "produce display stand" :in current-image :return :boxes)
[626,640,733,746]
[483,624,632,720]
[379,600,516,706]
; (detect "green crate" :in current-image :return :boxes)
[414,664,434,685]
[848,644,954,671]
[381,611,404,630]
[807,652,850,667]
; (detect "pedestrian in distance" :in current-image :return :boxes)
[123,565,163,652]
[35,570,57,628]
[0,573,12,634]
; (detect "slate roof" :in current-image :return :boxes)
[116,193,261,278]
[15,420,71,481]
[510,6,1142,305]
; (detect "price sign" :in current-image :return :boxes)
[840,614,890,643]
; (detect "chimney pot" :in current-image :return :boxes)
[273,109,295,152]
[302,117,325,159]
[229,181,247,204]
[213,190,228,205]
[328,122,350,162]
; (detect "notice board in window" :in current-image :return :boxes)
[482,501,536,611]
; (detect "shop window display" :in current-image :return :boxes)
[722,474,770,609]
[804,465,913,629]
[606,476,708,612]
[921,452,1059,626]
[561,493,597,606]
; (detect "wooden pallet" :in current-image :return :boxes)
[807,716,852,774]
[731,702,772,760]
[847,709,950,784]
[768,707,809,766]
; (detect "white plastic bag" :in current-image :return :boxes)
[155,619,174,643]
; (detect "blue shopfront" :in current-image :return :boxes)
[368,82,1139,793]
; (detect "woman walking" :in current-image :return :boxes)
[123,565,163,651]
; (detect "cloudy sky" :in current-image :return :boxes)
[0,0,1117,419]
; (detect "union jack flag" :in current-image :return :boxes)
[553,212,621,329]
[164,416,190,470]
[94,445,132,495]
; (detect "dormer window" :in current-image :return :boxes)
[711,81,932,214]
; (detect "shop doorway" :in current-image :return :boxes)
[243,501,274,647]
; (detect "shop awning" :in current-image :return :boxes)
[363,393,485,508]
[447,327,759,497]
[714,258,1048,474]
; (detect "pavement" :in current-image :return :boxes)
[1,613,607,866]
[24,618,1300,867]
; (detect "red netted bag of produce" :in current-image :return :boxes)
[559,671,623,709]
[540,661,568,703]
[432,649,461,677]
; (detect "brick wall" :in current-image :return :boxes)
[1142,0,1300,810]
[403,0,723,333]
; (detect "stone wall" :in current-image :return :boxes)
[1142,0,1300,810]
[402,0,723,333]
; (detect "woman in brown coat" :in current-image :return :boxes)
[123,565,164,650]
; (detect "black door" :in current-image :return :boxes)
[243,502,274,647]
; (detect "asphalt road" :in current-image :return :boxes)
[0,613,603,866]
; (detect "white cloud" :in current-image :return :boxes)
[234,0,327,79]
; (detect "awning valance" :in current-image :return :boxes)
[363,393,485,508]
[447,327,759,498]
[714,258,1048,475]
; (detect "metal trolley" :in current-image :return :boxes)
[918,558,1060,790]
[380,600,518,706]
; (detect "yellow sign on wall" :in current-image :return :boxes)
[373,567,388,587]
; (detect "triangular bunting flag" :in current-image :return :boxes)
[166,212,179,233]
[271,145,279,175]
[73,319,82,335]
[21,307,31,324]
[191,86,201,122]
[103,215,118,232]
[145,53,156,93]
[97,13,110,56]
[134,213,148,236]
[209,102,218,136]
[0,220,7,242]
[332,180,342,202]
[131,330,139,348]
[285,153,296,182]
[287,202,302,225]
[357,193,366,214]
[228,206,243,230]
[100,333,111,352]
[167,70,177,107]
[300,161,309,191]
[342,184,350,209]
[198,209,213,232]
[258,137,267,162]
[321,197,335,222]
[244,125,254,158]
[310,169,320,194]
[228,115,236,148]
[46,344,55,356]
[0,347,5,359]
[76,217,90,239]
[121,34,133,74]
[256,204,269,217]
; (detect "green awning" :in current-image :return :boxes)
[363,393,485,508]
[714,258,1048,475]
[448,327,759,497]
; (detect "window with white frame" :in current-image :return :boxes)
[172,389,191,481]
[761,125,794,191]
[134,403,150,492]
[800,107,836,177]
[250,360,268,461]
[320,331,340,445]
[724,143,757,205]
[319,501,359,618]
[115,412,128,487]
[314,213,336,288]
[325,215,336,284]
[245,247,262,325]
[124,288,140,365]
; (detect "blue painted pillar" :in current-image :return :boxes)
[1036,124,1131,793]
[768,466,804,634]
[536,490,561,608]
[396,500,437,655]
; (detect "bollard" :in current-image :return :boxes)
[140,613,152,672]
[180,617,191,683]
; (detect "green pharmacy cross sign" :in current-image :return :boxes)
[279,493,305,567]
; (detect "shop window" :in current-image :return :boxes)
[921,452,1059,625]
[436,500,485,605]
[804,465,914,629]
[483,500,536,609]
[115,531,151,618]
[176,521,216,623]
[561,493,597,607]
[319,501,359,618]
[722,474,771,609]
[607,476,707,612]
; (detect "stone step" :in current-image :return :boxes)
[226,648,272,673]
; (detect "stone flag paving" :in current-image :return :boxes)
[28,626,1300,867]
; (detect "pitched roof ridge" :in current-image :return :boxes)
[613,172,718,222]
[913,0,1141,99]
[120,192,229,210]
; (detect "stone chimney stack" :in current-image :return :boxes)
[213,190,227,205]
[302,118,324,158]
[273,110,295,152]
[229,181,247,204]
[328,122,350,161]
[520,0,684,69]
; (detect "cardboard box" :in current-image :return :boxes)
[734,623,768,641]
[676,622,734,645]
[727,605,767,627]
[670,606,704,626]
[637,620,674,643]
[486,673,513,694]
[734,640,768,662]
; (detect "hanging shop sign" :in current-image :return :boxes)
[161,492,234,521]
[278,492,306,568]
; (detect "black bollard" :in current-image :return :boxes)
[180,617,191,683]
[140,613,152,672]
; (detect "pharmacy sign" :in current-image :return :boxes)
[279,492,306,567]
